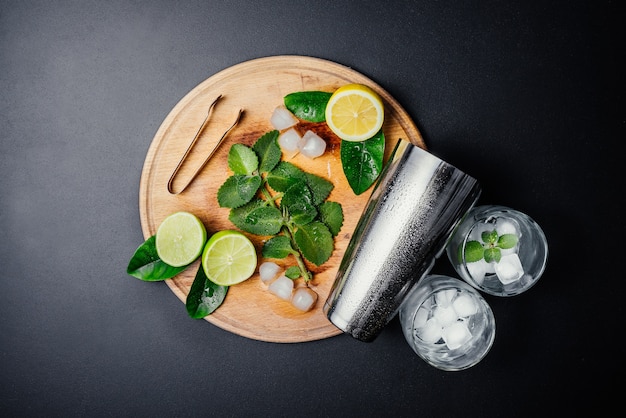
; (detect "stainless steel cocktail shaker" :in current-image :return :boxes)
[324,140,481,342]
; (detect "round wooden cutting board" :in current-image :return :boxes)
[139,55,425,343]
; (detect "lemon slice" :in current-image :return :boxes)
[325,83,384,142]
[202,230,257,286]
[156,212,207,267]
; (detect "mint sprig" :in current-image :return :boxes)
[217,130,343,282]
[461,229,519,264]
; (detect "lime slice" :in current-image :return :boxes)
[202,230,257,286]
[155,212,207,267]
[325,83,384,142]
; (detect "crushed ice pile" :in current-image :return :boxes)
[414,288,479,350]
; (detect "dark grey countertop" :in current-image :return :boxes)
[1,1,621,416]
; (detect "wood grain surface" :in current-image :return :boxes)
[139,55,424,342]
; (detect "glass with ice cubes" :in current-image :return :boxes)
[446,205,548,297]
[399,274,496,371]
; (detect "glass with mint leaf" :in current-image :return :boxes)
[446,205,548,297]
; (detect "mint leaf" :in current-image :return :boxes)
[284,91,332,122]
[484,247,502,263]
[228,198,264,225]
[229,199,283,235]
[228,143,258,175]
[228,205,283,235]
[281,181,313,209]
[318,201,343,237]
[262,235,293,259]
[242,206,284,236]
[288,201,318,226]
[481,229,498,245]
[280,182,316,226]
[253,130,281,173]
[217,175,261,208]
[267,161,307,192]
[294,221,333,266]
[127,235,187,281]
[285,266,301,279]
[237,174,262,203]
[462,240,484,263]
[185,264,228,318]
[304,172,334,206]
[497,233,519,250]
[217,176,241,208]
[340,130,385,195]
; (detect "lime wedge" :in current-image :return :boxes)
[155,212,207,267]
[202,230,257,286]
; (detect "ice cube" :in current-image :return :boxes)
[452,293,479,317]
[298,130,326,159]
[466,259,489,284]
[278,128,302,157]
[413,306,430,328]
[268,275,294,300]
[258,261,280,283]
[434,289,457,307]
[418,317,443,344]
[433,305,458,327]
[270,106,298,130]
[442,321,473,350]
[495,253,524,284]
[496,217,519,236]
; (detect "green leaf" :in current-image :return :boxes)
[262,235,293,259]
[284,91,332,122]
[281,181,313,208]
[294,221,334,266]
[253,130,281,173]
[340,130,385,195]
[127,235,187,281]
[185,264,228,319]
[217,175,262,208]
[228,143,258,175]
[481,229,498,245]
[484,247,502,263]
[229,199,283,236]
[281,183,317,226]
[462,240,484,263]
[288,201,318,226]
[285,266,301,279]
[318,201,343,236]
[266,161,307,192]
[497,233,519,250]
[304,172,334,206]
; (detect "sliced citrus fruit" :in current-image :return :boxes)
[202,230,257,286]
[156,211,207,267]
[325,83,384,142]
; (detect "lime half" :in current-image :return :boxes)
[202,230,257,286]
[155,212,207,267]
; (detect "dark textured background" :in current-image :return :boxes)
[1,1,621,416]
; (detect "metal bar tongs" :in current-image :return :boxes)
[167,95,243,194]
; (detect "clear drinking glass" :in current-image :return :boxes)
[399,274,496,371]
[446,205,548,296]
